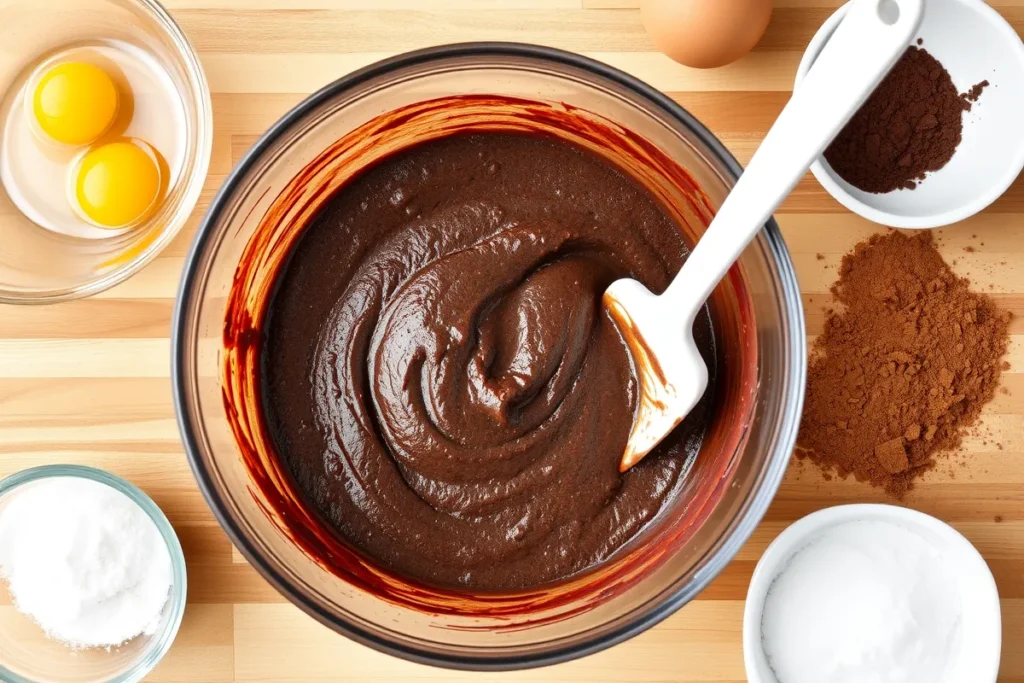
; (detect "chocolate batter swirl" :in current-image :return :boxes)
[262,133,716,591]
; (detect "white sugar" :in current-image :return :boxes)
[761,519,962,683]
[0,477,172,648]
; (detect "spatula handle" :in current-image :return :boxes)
[663,0,924,315]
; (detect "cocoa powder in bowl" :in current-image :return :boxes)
[797,231,1012,498]
[824,46,988,193]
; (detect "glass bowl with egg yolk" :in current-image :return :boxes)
[0,0,211,304]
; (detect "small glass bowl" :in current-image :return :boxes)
[0,465,187,683]
[0,0,212,303]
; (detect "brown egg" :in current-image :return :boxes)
[641,0,773,69]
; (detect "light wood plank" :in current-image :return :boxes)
[150,605,235,682]
[233,601,746,682]
[0,340,172,378]
[200,51,804,94]
[176,9,652,54]
[168,0,580,8]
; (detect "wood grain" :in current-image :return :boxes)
[0,1,1022,681]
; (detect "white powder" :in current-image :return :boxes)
[0,477,173,648]
[761,519,962,683]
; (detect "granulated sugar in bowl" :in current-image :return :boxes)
[0,465,186,683]
[744,504,1000,683]
[761,519,961,683]
[0,477,171,648]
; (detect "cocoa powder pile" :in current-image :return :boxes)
[824,46,988,193]
[797,231,1011,498]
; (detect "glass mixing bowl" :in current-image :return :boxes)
[173,44,805,670]
[0,0,212,303]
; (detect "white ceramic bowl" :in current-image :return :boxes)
[743,504,1000,683]
[796,0,1024,229]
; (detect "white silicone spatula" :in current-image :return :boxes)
[606,0,925,472]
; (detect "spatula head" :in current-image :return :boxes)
[604,277,709,472]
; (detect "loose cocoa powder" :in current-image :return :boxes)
[797,231,1012,498]
[824,46,987,193]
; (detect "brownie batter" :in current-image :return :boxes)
[261,132,717,592]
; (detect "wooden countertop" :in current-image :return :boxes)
[2,1,1023,680]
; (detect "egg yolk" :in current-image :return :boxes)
[73,141,161,228]
[33,62,119,146]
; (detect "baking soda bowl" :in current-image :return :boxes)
[174,44,805,669]
[797,0,1024,229]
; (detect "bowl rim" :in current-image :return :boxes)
[0,464,188,683]
[172,41,806,671]
[795,0,1024,230]
[0,0,213,305]
[742,503,1001,683]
